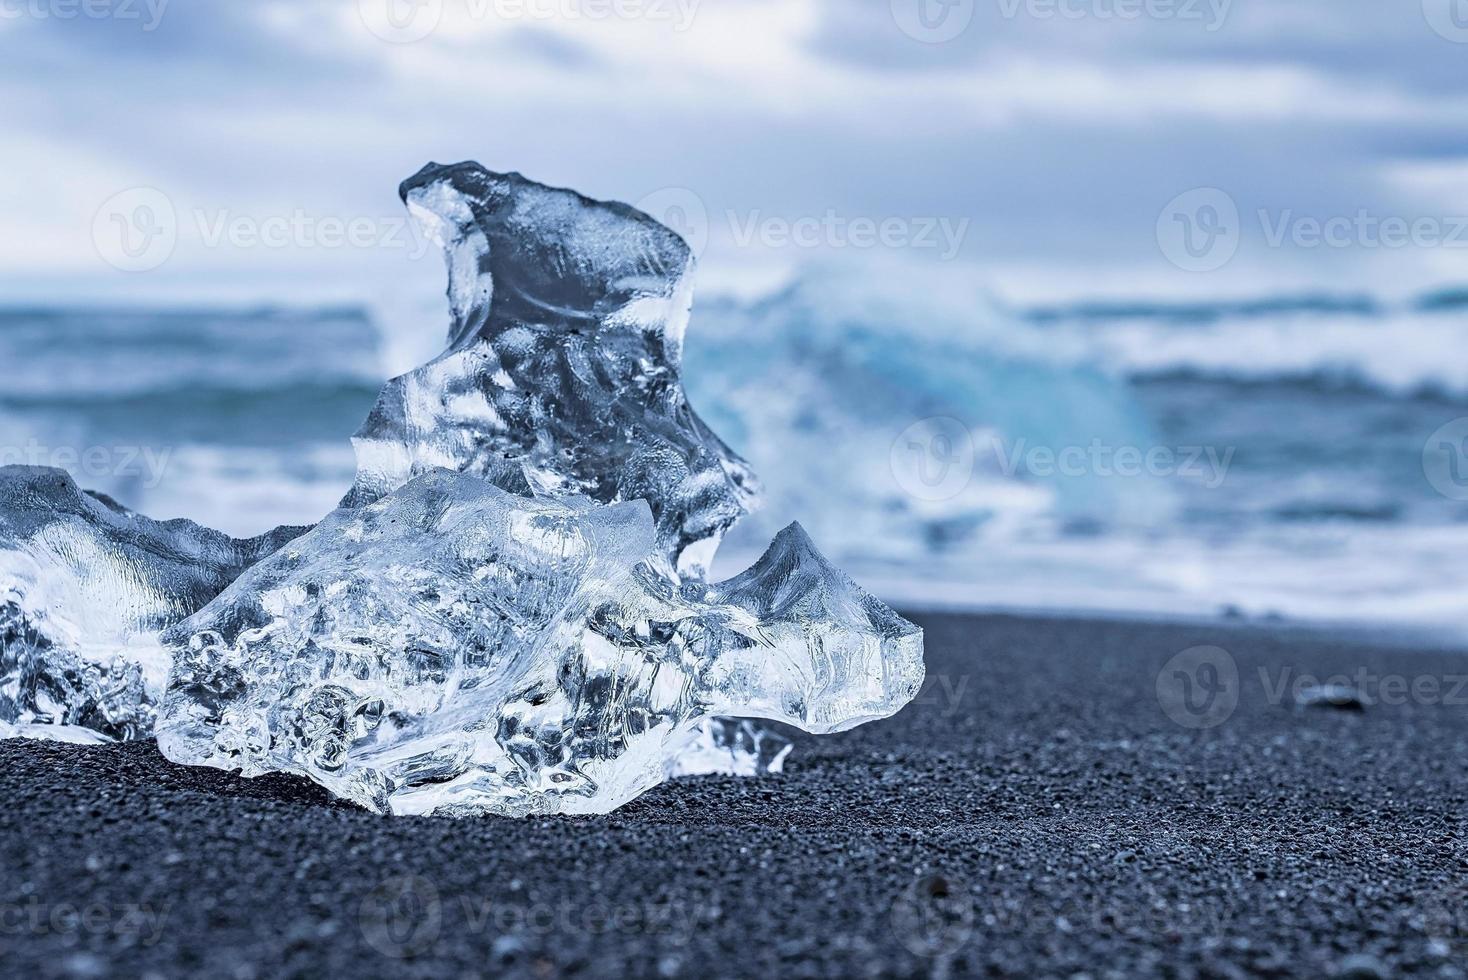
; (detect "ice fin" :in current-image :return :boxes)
[698,523,926,735]
[343,162,760,579]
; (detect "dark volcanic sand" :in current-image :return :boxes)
[3,612,1467,979]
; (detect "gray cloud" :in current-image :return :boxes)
[2,0,1466,303]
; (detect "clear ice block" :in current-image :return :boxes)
[157,471,923,816]
[344,163,784,776]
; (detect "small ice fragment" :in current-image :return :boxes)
[1294,684,1368,711]
[0,466,303,741]
[157,471,923,816]
[666,718,794,778]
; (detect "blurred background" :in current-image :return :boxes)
[2,0,1466,626]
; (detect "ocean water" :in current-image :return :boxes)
[2,278,1463,629]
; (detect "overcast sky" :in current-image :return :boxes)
[3,0,1468,309]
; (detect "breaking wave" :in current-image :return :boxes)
[683,269,1172,564]
[2,272,1463,626]
[1031,294,1468,399]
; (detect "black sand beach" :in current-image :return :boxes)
[2,611,1466,978]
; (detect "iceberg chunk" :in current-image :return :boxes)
[0,466,303,741]
[4,164,925,800]
[157,471,922,816]
[343,163,759,580]
[344,162,783,778]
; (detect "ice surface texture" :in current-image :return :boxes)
[0,467,303,741]
[343,163,759,580]
[157,472,923,816]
